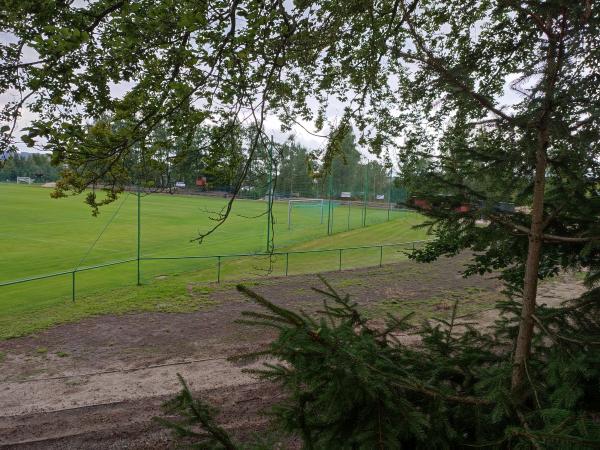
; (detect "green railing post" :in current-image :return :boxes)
[285,252,289,276]
[379,246,383,267]
[72,271,76,302]
[338,248,342,271]
[137,182,141,286]
[217,256,221,283]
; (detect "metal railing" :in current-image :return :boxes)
[0,240,428,303]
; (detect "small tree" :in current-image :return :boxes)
[159,280,600,448]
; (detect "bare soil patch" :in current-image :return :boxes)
[0,256,583,448]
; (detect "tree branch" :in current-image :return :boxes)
[489,214,599,244]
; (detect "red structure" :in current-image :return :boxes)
[411,197,472,213]
[412,198,432,210]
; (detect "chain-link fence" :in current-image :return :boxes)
[172,148,410,237]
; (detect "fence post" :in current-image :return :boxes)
[72,271,76,302]
[347,200,351,231]
[285,252,289,276]
[387,168,393,221]
[327,175,333,235]
[217,256,221,283]
[379,246,383,267]
[320,199,324,224]
[137,174,141,286]
[363,166,368,227]
[338,248,342,271]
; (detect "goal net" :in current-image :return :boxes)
[16,176,33,184]
[288,198,324,229]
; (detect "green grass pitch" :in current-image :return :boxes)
[0,184,427,338]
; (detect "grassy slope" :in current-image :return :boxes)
[0,222,426,339]
[0,184,427,338]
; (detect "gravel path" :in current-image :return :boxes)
[0,257,584,448]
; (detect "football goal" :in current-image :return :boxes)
[16,176,33,184]
[288,198,324,229]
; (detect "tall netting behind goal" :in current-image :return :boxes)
[287,198,324,230]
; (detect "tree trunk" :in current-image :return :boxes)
[511,127,548,396]
[510,12,563,396]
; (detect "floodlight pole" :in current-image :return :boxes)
[266,136,273,252]
[327,175,333,235]
[362,165,368,227]
[387,167,393,221]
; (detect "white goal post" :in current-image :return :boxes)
[16,176,33,184]
[288,198,324,229]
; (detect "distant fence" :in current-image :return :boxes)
[0,240,429,303]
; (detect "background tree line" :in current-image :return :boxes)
[125,123,400,202]
[0,152,60,182]
[3,124,402,205]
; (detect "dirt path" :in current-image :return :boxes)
[1,382,283,449]
[0,257,584,448]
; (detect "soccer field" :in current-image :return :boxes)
[0,184,427,337]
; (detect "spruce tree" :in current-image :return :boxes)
[159,278,600,448]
